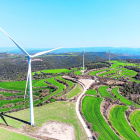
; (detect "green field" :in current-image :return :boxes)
[110,87,139,108]
[0,128,36,140]
[42,69,71,74]
[130,110,140,135]
[82,96,120,140]
[43,77,65,100]
[0,80,40,91]
[75,70,82,75]
[56,76,74,92]
[33,79,48,87]
[65,84,82,99]
[110,105,140,140]
[32,69,71,75]
[0,76,77,113]
[98,69,116,77]
[89,61,137,82]
[98,86,116,100]
[89,68,110,76]
[0,102,88,140]
[113,68,137,79]
[85,89,97,95]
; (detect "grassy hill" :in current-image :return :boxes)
[0,101,88,140]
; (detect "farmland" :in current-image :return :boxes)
[110,87,140,108]
[82,96,120,140]
[130,110,140,135]
[0,76,79,113]
[65,84,82,99]
[85,89,97,95]
[1,60,140,139]
[110,105,140,140]
[98,86,116,100]
[88,60,138,82]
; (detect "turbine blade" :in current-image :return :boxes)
[31,47,62,58]
[0,28,30,56]
[24,65,30,100]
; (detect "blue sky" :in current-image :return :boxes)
[0,0,140,48]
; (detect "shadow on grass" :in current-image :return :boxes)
[0,112,30,126]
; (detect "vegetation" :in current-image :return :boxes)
[130,110,140,135]
[33,79,48,87]
[0,102,87,140]
[98,69,116,77]
[42,69,71,74]
[0,128,36,140]
[43,77,65,100]
[82,96,120,140]
[85,89,97,95]
[56,76,74,91]
[65,84,82,99]
[98,86,116,100]
[86,62,110,70]
[111,87,140,108]
[110,105,140,140]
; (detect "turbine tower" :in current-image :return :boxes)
[109,49,111,62]
[83,44,85,73]
[0,28,61,126]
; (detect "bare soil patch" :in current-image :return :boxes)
[78,79,95,89]
[35,121,75,140]
[106,80,124,85]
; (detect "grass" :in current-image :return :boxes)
[0,102,88,140]
[43,77,65,100]
[89,68,110,76]
[0,80,39,91]
[89,61,137,82]
[0,98,28,108]
[42,69,71,74]
[72,68,78,71]
[0,128,36,140]
[98,86,116,100]
[55,76,74,92]
[32,69,71,75]
[110,87,140,108]
[33,79,48,87]
[110,105,140,140]
[85,89,97,95]
[130,110,140,135]
[98,69,116,77]
[65,84,82,99]
[113,69,137,79]
[75,71,82,75]
[82,96,120,140]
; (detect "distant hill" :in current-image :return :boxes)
[1,47,140,55]
[0,52,139,80]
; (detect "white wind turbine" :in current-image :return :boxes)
[0,28,61,126]
[83,44,85,73]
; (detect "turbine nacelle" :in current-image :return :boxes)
[25,56,30,59]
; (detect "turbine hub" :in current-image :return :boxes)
[25,56,30,59]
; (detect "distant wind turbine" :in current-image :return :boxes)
[83,44,85,73]
[0,28,62,126]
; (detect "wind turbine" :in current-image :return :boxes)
[0,28,61,126]
[83,44,85,73]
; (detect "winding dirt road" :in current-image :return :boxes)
[76,80,97,140]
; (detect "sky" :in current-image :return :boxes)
[0,0,140,49]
